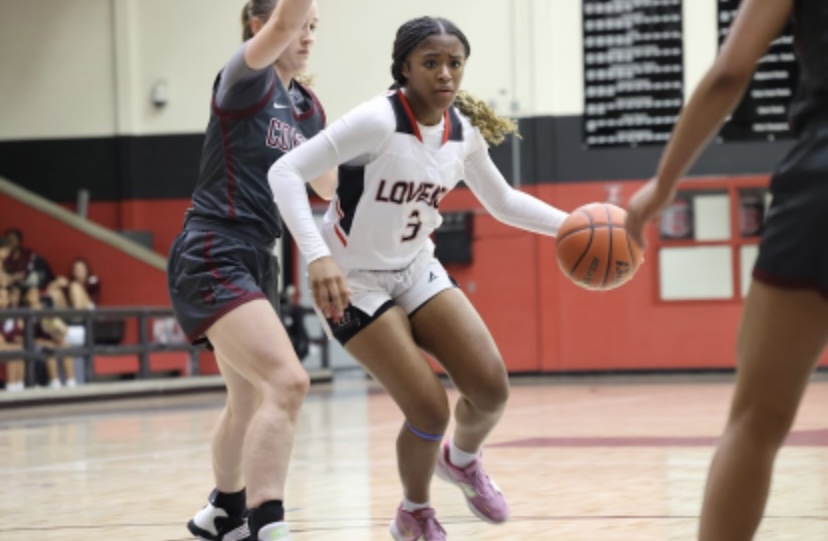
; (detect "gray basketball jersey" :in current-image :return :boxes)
[187,69,326,246]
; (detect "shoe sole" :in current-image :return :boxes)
[187,520,215,541]
[434,461,509,525]
[389,520,406,541]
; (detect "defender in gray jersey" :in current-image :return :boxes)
[166,2,333,541]
[626,1,828,539]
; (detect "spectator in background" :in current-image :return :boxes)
[2,229,55,290]
[22,286,76,388]
[0,235,13,287]
[0,286,25,392]
[48,258,101,311]
[7,282,22,312]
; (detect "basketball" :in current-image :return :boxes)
[556,202,644,291]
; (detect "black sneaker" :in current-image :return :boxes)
[187,501,250,541]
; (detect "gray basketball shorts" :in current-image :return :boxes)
[167,229,280,346]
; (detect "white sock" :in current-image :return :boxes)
[449,439,479,468]
[402,496,430,513]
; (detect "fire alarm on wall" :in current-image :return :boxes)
[151,80,169,108]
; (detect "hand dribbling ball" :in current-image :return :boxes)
[556,202,644,291]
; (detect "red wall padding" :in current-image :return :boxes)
[9,177,826,375]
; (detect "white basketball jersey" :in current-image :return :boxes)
[320,90,479,271]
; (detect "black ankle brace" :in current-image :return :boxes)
[209,488,247,517]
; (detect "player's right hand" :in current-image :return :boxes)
[307,256,351,321]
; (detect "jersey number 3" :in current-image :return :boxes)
[402,210,422,242]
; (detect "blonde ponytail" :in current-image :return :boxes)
[453,90,519,146]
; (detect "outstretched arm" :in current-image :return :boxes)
[244,0,315,70]
[626,0,794,246]
[464,140,569,237]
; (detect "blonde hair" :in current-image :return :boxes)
[453,90,519,146]
[295,73,315,87]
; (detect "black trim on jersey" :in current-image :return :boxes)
[291,82,326,125]
[446,107,464,142]
[389,92,419,139]
[336,166,365,234]
[210,72,277,120]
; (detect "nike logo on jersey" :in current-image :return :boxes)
[273,102,290,109]
[375,179,448,209]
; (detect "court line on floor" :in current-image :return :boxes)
[0,393,712,475]
[1,513,825,534]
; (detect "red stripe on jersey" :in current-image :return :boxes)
[218,118,237,218]
[441,109,450,144]
[294,81,326,124]
[211,77,276,120]
[396,90,423,142]
[334,224,348,247]
[335,198,345,219]
[203,232,247,297]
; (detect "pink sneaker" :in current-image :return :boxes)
[435,442,509,524]
[390,507,446,541]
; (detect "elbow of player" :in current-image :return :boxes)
[707,62,754,93]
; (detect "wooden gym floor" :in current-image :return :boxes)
[1,373,827,540]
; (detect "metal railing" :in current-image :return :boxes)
[0,306,331,385]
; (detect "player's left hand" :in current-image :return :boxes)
[625,178,676,248]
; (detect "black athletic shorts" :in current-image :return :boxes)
[167,225,280,346]
[753,116,828,299]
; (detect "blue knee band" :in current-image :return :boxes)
[405,421,444,442]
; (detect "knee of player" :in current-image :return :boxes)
[728,401,796,449]
[259,365,310,411]
[461,362,510,413]
[406,395,451,436]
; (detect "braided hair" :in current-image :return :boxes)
[390,16,518,146]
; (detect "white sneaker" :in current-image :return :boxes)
[49,379,62,389]
[65,378,77,388]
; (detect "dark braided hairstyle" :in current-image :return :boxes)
[390,16,518,146]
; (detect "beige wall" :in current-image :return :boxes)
[0,0,723,140]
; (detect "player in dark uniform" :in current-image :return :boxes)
[166,2,333,541]
[625,0,828,539]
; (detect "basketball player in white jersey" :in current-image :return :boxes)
[269,16,569,540]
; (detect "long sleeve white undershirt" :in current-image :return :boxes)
[269,96,569,264]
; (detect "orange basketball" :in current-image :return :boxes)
[556,202,644,291]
